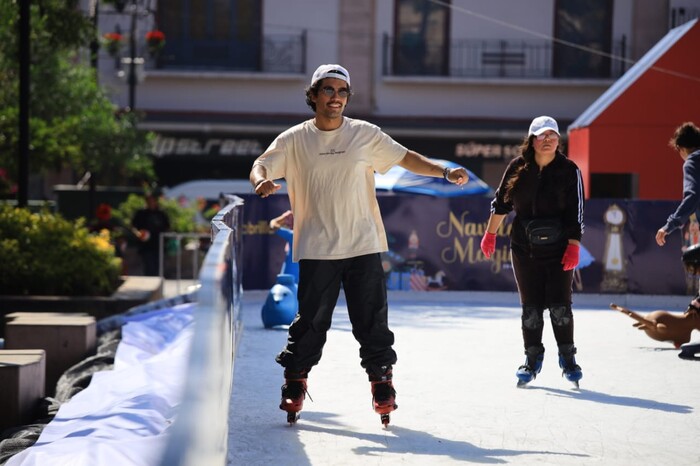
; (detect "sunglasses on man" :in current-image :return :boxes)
[319,86,350,98]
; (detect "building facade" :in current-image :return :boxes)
[94,0,699,192]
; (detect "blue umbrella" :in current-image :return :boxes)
[375,159,493,197]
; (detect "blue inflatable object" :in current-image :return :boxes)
[261,274,298,328]
[375,159,493,197]
[576,244,595,270]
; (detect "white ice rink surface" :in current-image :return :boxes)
[228,291,700,466]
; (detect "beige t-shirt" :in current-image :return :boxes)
[254,117,408,261]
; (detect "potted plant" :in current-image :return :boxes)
[145,29,166,57]
[102,32,123,57]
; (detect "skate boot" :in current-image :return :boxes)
[367,365,397,427]
[558,344,583,388]
[679,343,700,360]
[279,370,310,424]
[516,345,544,388]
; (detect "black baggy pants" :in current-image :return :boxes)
[275,253,397,375]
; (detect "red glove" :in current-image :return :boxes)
[481,232,496,259]
[561,244,580,271]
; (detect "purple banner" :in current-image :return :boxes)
[238,194,689,296]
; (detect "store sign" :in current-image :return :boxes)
[151,135,265,157]
[151,133,520,161]
[454,141,521,159]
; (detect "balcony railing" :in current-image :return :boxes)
[669,7,700,28]
[156,31,306,73]
[262,31,306,73]
[382,35,629,80]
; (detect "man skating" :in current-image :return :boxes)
[249,64,468,425]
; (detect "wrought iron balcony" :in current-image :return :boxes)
[155,31,306,73]
[382,35,630,80]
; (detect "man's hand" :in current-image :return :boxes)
[254,179,281,198]
[445,167,469,186]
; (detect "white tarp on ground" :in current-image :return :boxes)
[229,290,700,466]
[7,303,195,466]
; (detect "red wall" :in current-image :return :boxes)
[571,21,700,200]
[568,127,590,196]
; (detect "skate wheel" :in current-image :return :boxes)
[380,414,390,427]
[286,411,300,425]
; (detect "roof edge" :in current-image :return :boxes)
[569,18,697,130]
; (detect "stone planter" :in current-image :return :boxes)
[0,276,163,338]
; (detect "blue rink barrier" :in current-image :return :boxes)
[159,195,244,466]
[241,195,694,296]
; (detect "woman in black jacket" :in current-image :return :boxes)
[480,116,585,388]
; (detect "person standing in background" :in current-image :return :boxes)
[269,209,298,283]
[131,192,170,277]
[480,116,585,388]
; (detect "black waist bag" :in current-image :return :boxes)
[524,218,563,246]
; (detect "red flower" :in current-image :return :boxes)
[145,30,166,56]
[103,32,123,42]
[145,30,165,44]
[102,32,123,57]
[96,203,112,221]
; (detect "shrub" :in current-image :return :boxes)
[0,205,122,296]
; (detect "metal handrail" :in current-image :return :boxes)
[158,231,211,296]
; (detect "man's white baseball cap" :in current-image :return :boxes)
[528,116,560,136]
[310,64,351,86]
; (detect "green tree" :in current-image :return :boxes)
[0,0,155,196]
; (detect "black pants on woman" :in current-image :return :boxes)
[275,253,397,377]
[511,250,575,349]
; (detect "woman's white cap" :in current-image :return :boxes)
[528,116,560,136]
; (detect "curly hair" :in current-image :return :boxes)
[305,80,353,112]
[669,122,700,150]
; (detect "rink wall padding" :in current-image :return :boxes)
[159,195,244,466]
[240,194,693,296]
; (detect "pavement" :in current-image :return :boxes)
[226,289,700,466]
[162,278,200,298]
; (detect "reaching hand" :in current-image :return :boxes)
[132,228,150,242]
[480,232,496,259]
[655,228,667,246]
[255,179,282,198]
[446,167,470,186]
[270,210,294,230]
[561,244,580,271]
